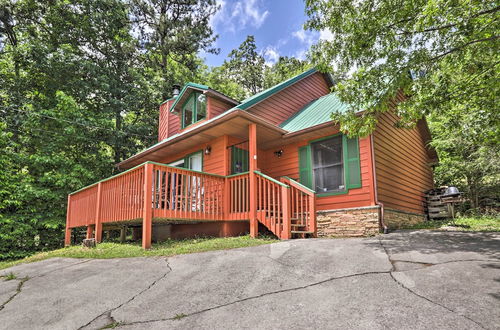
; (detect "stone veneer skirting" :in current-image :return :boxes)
[383,208,426,229]
[316,206,380,237]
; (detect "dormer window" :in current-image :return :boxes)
[182,92,207,128]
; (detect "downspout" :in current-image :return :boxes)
[370,134,388,234]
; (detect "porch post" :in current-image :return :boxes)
[281,185,291,239]
[142,163,153,249]
[94,182,103,243]
[223,135,230,224]
[120,226,127,243]
[86,225,94,239]
[64,195,72,246]
[248,123,258,237]
[309,195,317,237]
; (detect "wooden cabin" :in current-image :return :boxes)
[65,69,438,248]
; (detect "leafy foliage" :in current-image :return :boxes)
[223,35,266,97]
[0,0,217,260]
[263,56,312,89]
[305,0,499,134]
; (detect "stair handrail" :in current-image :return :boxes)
[280,176,317,237]
[280,176,315,196]
[254,171,289,188]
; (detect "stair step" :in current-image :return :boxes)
[291,230,314,234]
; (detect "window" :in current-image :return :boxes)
[182,92,207,128]
[298,134,361,196]
[168,151,203,171]
[311,135,345,193]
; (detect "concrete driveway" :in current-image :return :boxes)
[0,231,499,330]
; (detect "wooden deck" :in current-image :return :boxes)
[65,161,316,248]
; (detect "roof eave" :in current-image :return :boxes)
[116,109,287,169]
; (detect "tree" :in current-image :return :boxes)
[263,56,311,89]
[130,0,219,99]
[224,35,265,97]
[203,65,247,101]
[429,67,500,209]
[305,0,499,135]
[0,0,217,259]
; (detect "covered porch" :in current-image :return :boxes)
[65,118,317,248]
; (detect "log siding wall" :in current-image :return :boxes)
[373,111,434,214]
[246,72,331,126]
[208,96,235,119]
[259,132,375,211]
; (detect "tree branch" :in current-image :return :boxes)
[431,35,500,61]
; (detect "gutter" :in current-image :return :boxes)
[370,134,388,234]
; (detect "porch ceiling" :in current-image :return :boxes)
[118,110,286,169]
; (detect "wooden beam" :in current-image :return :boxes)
[94,182,103,243]
[249,124,258,237]
[64,195,72,246]
[86,225,94,239]
[142,163,153,249]
[281,185,291,239]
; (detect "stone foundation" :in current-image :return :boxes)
[317,206,380,237]
[384,208,426,229]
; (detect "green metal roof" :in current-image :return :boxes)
[236,68,317,110]
[169,82,209,112]
[279,93,352,132]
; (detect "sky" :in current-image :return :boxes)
[202,0,332,67]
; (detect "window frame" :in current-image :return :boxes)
[168,150,204,171]
[181,92,207,129]
[302,133,360,197]
[310,134,346,194]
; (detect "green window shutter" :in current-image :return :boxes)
[298,145,313,189]
[345,137,361,189]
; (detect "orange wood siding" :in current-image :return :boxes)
[373,111,434,214]
[158,101,171,141]
[157,99,181,141]
[167,112,180,137]
[259,131,375,211]
[156,135,226,176]
[246,72,330,125]
[208,96,234,119]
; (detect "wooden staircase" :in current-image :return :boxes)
[254,172,316,239]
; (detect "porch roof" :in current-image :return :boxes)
[117,109,288,169]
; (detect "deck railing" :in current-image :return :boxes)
[66,162,316,242]
[255,171,289,238]
[227,172,250,220]
[280,176,317,236]
[151,163,225,220]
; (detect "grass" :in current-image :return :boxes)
[0,235,277,271]
[403,215,500,232]
[2,272,17,281]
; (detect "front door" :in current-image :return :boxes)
[231,146,249,174]
[167,151,203,210]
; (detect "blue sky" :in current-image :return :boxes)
[202,0,332,67]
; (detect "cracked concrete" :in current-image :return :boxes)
[0,231,498,330]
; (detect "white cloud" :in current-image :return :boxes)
[295,48,308,61]
[211,0,269,33]
[319,29,334,41]
[292,28,317,46]
[263,46,280,66]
